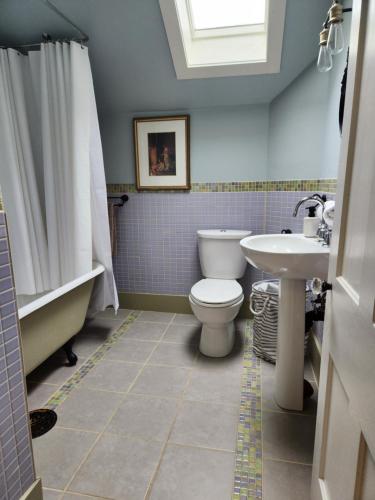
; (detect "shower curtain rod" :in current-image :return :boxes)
[0,0,89,50]
[41,0,89,42]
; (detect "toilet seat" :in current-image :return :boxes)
[190,279,243,307]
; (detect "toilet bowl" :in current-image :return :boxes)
[189,278,244,357]
[190,229,251,357]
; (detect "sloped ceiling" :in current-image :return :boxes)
[0,0,329,113]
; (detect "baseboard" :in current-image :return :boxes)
[118,292,252,319]
[309,331,322,386]
[19,478,42,500]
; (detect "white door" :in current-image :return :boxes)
[311,0,375,499]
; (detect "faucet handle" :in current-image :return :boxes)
[317,222,326,239]
[322,227,332,246]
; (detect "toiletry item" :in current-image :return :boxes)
[323,200,335,228]
[304,205,320,237]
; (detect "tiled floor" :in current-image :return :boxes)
[26,309,318,500]
[261,360,317,500]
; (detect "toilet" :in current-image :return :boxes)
[189,229,252,357]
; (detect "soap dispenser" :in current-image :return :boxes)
[304,205,320,237]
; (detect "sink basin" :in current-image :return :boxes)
[240,234,329,280]
[240,233,330,411]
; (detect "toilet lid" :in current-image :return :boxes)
[190,279,243,305]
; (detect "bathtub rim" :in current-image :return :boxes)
[18,262,105,320]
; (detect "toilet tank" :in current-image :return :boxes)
[197,229,252,279]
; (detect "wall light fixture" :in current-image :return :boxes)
[317,1,352,73]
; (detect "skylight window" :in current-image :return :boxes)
[189,0,266,31]
[159,0,286,79]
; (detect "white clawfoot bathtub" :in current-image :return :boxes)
[17,263,105,375]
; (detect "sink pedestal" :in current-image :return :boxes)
[274,278,306,411]
[239,233,329,410]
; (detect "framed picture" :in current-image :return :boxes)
[133,115,190,190]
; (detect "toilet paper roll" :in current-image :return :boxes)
[323,200,335,228]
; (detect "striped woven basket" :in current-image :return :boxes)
[250,279,310,363]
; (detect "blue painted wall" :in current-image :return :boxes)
[268,63,330,180]
[268,5,351,180]
[101,104,270,184]
[322,4,352,178]
[102,7,351,185]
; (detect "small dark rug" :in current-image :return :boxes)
[30,409,57,439]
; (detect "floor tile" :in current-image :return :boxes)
[71,334,105,359]
[149,444,235,500]
[27,382,58,409]
[185,368,242,405]
[196,351,244,375]
[33,427,98,490]
[124,321,167,341]
[107,394,178,441]
[104,339,157,363]
[131,365,190,398]
[70,433,162,500]
[162,324,201,344]
[262,375,318,416]
[80,359,142,393]
[27,353,84,386]
[172,313,200,326]
[94,308,131,321]
[170,401,239,451]
[263,459,312,500]
[137,311,174,323]
[195,334,244,374]
[80,317,124,341]
[63,493,106,500]
[148,342,198,367]
[43,489,63,500]
[56,387,123,432]
[262,411,316,464]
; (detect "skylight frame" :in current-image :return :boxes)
[191,23,266,40]
[159,0,286,79]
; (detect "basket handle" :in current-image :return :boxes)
[249,292,270,316]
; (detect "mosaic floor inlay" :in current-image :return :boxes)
[233,321,262,500]
[45,311,140,410]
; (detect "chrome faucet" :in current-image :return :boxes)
[293,194,331,246]
[292,193,325,217]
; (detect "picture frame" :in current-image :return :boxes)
[133,115,190,191]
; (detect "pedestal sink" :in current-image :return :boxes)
[240,234,329,410]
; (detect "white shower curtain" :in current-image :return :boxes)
[39,42,92,288]
[0,42,118,312]
[0,49,50,295]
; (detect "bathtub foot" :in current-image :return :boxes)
[62,339,78,367]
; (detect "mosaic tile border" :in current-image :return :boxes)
[45,311,140,410]
[107,178,337,194]
[233,321,262,500]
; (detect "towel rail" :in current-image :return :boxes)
[107,194,128,207]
